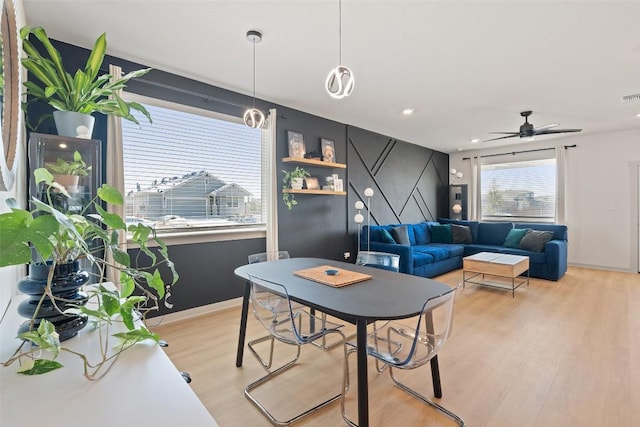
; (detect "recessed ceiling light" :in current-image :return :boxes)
[402,108,415,115]
[470,138,480,143]
[636,113,640,118]
[457,148,463,151]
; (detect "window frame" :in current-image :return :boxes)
[121,92,267,245]
[479,152,558,224]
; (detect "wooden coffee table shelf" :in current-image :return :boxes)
[463,252,530,298]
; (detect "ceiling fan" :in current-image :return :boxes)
[483,110,582,142]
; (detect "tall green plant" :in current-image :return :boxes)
[20,26,152,126]
[0,168,178,380]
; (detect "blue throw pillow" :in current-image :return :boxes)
[503,228,528,248]
[379,228,396,244]
[430,224,452,244]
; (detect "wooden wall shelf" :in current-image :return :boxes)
[283,189,347,196]
[282,157,346,169]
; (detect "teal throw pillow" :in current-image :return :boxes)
[391,225,411,246]
[519,229,554,252]
[503,228,528,248]
[430,224,452,244]
[379,228,396,244]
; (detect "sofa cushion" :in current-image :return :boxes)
[391,225,411,246]
[412,223,431,245]
[379,228,396,244]
[451,224,472,244]
[413,245,450,262]
[498,247,547,264]
[430,224,452,243]
[477,222,513,246]
[519,229,554,252]
[427,243,465,258]
[413,252,435,267]
[503,228,528,248]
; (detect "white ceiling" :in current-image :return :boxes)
[22,0,640,154]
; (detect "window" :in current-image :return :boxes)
[480,157,556,221]
[121,95,263,232]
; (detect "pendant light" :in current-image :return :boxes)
[244,30,265,128]
[325,0,354,99]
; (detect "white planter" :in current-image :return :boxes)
[290,177,304,190]
[53,111,95,139]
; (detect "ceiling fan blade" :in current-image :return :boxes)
[533,123,559,131]
[533,128,582,135]
[487,132,520,135]
[482,134,520,142]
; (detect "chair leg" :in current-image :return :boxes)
[340,347,358,427]
[247,334,278,370]
[245,330,347,426]
[389,367,465,426]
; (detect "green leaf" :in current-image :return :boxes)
[17,359,63,375]
[119,273,135,298]
[112,246,131,267]
[95,204,126,230]
[0,209,58,266]
[102,293,120,317]
[148,269,166,299]
[33,167,53,185]
[120,306,135,330]
[112,326,159,345]
[97,184,123,205]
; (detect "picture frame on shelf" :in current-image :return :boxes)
[321,138,336,163]
[305,176,320,190]
[288,131,306,158]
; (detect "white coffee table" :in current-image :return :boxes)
[462,252,530,297]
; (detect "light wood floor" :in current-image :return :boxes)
[152,266,640,426]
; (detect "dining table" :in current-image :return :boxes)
[234,257,453,427]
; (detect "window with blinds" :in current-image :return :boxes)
[121,96,263,232]
[480,157,556,221]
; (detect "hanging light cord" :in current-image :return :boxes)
[338,0,342,64]
[252,40,257,108]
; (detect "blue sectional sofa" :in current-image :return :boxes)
[359,219,568,281]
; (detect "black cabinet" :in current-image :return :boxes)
[449,184,468,220]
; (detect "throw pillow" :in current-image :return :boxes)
[450,224,472,244]
[519,229,554,252]
[379,228,396,244]
[430,224,452,244]
[391,225,411,246]
[503,228,529,248]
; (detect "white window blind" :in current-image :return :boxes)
[480,156,557,221]
[121,96,263,231]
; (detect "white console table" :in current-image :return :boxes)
[0,296,219,427]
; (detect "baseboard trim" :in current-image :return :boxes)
[568,263,636,274]
[146,297,243,328]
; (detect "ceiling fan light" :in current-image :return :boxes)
[326,65,355,99]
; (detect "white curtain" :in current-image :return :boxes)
[555,145,567,224]
[106,64,126,283]
[470,155,481,220]
[262,109,278,255]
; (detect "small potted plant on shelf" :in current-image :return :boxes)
[20,26,152,139]
[0,167,178,380]
[282,166,310,210]
[44,150,91,193]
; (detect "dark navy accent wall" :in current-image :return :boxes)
[25,38,448,314]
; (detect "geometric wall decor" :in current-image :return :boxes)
[347,125,449,255]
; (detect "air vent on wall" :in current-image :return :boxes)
[622,93,640,102]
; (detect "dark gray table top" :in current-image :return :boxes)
[234,257,453,322]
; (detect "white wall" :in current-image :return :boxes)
[0,0,27,321]
[449,128,640,272]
